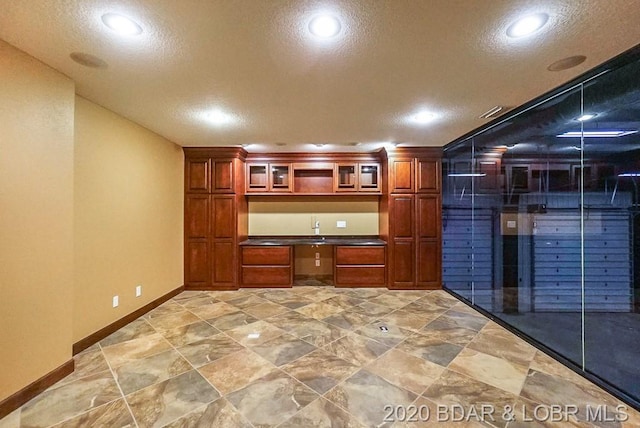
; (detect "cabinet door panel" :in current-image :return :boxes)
[185,195,209,238]
[213,160,234,193]
[392,240,415,285]
[242,267,291,286]
[213,241,235,284]
[418,240,440,286]
[417,195,439,239]
[213,196,235,239]
[417,160,440,192]
[392,195,414,238]
[186,159,210,193]
[335,246,385,265]
[336,267,385,286]
[186,241,210,285]
[392,159,414,193]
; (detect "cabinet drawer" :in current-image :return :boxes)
[335,246,385,265]
[241,246,291,265]
[242,266,291,286]
[335,266,385,286]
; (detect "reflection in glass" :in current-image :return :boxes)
[442,49,640,409]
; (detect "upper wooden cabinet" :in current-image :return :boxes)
[246,163,292,193]
[335,162,381,193]
[246,157,380,194]
[213,159,234,193]
[186,158,211,193]
[185,156,236,194]
[417,159,440,193]
[390,159,415,193]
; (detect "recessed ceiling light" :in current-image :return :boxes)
[200,109,237,126]
[101,13,143,36]
[309,15,341,38]
[412,111,435,124]
[506,13,549,38]
[576,113,596,122]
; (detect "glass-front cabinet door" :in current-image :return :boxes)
[335,163,357,191]
[247,163,268,192]
[270,164,291,192]
[358,163,380,192]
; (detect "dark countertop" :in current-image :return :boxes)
[239,236,386,246]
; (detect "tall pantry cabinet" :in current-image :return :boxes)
[384,148,442,289]
[183,148,247,290]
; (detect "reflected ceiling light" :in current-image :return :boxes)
[479,106,509,119]
[411,111,435,124]
[557,130,637,138]
[618,173,640,177]
[314,143,327,148]
[576,113,597,121]
[101,13,143,36]
[506,13,549,38]
[309,15,341,38]
[447,173,487,177]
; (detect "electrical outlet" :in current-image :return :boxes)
[112,295,119,308]
[315,259,320,267]
[135,285,142,297]
[337,220,347,228]
[315,252,320,259]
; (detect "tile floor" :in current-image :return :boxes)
[2,286,639,427]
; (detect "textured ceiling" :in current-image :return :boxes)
[1,0,640,152]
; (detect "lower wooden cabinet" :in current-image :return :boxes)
[240,246,293,287]
[334,245,386,287]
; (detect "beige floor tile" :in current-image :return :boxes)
[242,301,289,319]
[448,348,529,395]
[366,349,444,395]
[296,301,344,319]
[282,348,359,393]
[199,348,280,395]
[323,332,390,366]
[102,333,172,368]
[225,319,286,346]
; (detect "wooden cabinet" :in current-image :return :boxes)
[389,195,415,288]
[417,159,440,193]
[358,163,381,192]
[186,158,235,193]
[213,159,234,193]
[334,246,386,287]
[247,159,380,194]
[335,162,380,192]
[386,148,442,289]
[335,163,357,191]
[186,158,211,193]
[390,159,415,193]
[241,246,293,287]
[184,148,245,290]
[246,163,292,193]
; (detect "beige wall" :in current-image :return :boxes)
[73,96,183,342]
[0,41,75,401]
[248,197,379,236]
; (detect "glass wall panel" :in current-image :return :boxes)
[583,58,640,401]
[442,139,475,302]
[442,47,640,409]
